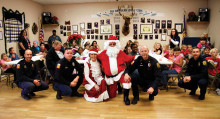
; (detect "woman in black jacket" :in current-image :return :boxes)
[18,30,31,57]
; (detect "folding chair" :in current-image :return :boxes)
[0,66,14,87]
[167,60,187,91]
[207,62,219,94]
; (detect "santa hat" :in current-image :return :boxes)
[89,48,98,54]
[104,36,121,50]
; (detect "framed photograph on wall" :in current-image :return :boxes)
[86,30,90,34]
[100,20,104,25]
[72,25,78,31]
[64,26,66,30]
[87,35,90,39]
[161,20,166,29]
[95,35,98,40]
[100,24,112,34]
[60,25,63,29]
[0,31,3,40]
[133,35,137,40]
[100,35,103,40]
[105,35,108,40]
[106,19,110,24]
[134,30,137,35]
[167,20,172,29]
[87,23,92,29]
[91,35,94,39]
[155,35,158,39]
[67,26,71,31]
[147,18,151,23]
[149,35,153,40]
[91,29,94,34]
[63,32,66,36]
[154,29,158,34]
[151,19,155,24]
[60,30,63,34]
[139,34,142,39]
[175,23,183,33]
[140,24,153,34]
[67,32,71,36]
[144,35,148,40]
[156,20,160,28]
[141,17,145,23]
[161,34,167,41]
[95,29,99,34]
[94,22,98,28]
[80,23,85,30]
[115,24,120,30]
[115,30,120,35]
[133,24,137,29]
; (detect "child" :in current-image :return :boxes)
[197,37,209,53]
[163,44,169,59]
[8,47,20,61]
[82,43,90,57]
[187,44,193,55]
[40,43,47,52]
[168,49,174,61]
[63,42,69,49]
[201,47,211,58]
[181,44,189,56]
[71,40,79,54]
[75,47,84,59]
[205,48,220,95]
[154,43,162,55]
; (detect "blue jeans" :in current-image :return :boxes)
[19,81,49,95]
[53,82,73,96]
[162,69,178,85]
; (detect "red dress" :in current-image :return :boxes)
[206,57,220,76]
[83,59,109,102]
[98,50,134,98]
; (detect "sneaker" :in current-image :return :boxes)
[56,90,62,99]
[29,92,36,96]
[21,94,31,100]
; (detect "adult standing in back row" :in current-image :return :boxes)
[169,28,180,48]
[48,30,62,49]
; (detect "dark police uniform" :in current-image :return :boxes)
[178,56,208,100]
[53,57,83,98]
[125,55,161,102]
[16,59,49,100]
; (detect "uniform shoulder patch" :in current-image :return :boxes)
[203,61,207,66]
[156,62,160,68]
[131,61,134,65]
[56,64,61,69]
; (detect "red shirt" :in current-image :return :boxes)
[181,49,189,55]
[206,57,220,76]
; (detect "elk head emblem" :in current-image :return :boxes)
[118,5,135,36]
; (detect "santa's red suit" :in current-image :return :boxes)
[98,49,134,98]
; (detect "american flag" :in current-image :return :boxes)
[182,10,187,39]
[39,24,44,43]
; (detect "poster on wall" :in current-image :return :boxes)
[156,20,160,29]
[100,24,112,34]
[167,20,172,29]
[140,24,153,34]
[161,20,166,29]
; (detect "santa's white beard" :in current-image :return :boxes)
[106,46,120,58]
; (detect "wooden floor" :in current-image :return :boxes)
[0,81,220,119]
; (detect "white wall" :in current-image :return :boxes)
[43,1,208,50]
[208,0,220,50]
[0,0,43,55]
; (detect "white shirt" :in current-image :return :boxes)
[55,51,64,59]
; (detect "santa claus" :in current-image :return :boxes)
[98,36,134,105]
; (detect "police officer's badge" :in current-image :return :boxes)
[156,62,160,68]
[198,62,200,66]
[72,62,75,66]
[32,64,34,68]
[148,63,151,67]
[140,62,143,66]
[56,64,61,69]
[203,61,207,66]
[24,65,27,69]
[17,64,20,69]
[131,61,134,65]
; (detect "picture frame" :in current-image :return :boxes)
[106,19,110,24]
[63,32,66,36]
[141,17,145,23]
[139,34,142,39]
[67,26,71,31]
[100,20,104,25]
[154,29,158,34]
[115,30,120,35]
[175,23,183,33]
[86,30,90,34]
[105,35,108,40]
[67,32,71,36]
[80,31,85,35]
[87,23,92,29]
[100,35,103,40]
[140,24,153,34]
[159,29,162,34]
[91,35,94,39]
[133,35,137,40]
[163,29,167,34]
[161,20,166,29]
[72,25,78,31]
[64,26,66,30]
[133,24,137,29]
[167,20,172,29]
[0,31,3,40]
[161,34,167,41]
[156,20,160,28]
[91,29,94,34]
[80,23,85,30]
[147,18,151,23]
[144,35,148,40]
[95,35,98,40]
[100,24,112,34]
[149,35,153,40]
[60,30,63,34]
[151,19,155,24]
[60,25,63,29]
[155,35,158,39]
[95,29,99,34]
[87,35,90,39]
[134,30,137,35]
[94,22,98,28]
[115,24,120,30]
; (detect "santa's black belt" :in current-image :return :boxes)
[106,74,119,78]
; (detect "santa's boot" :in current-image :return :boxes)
[124,89,130,105]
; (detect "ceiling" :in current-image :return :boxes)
[32,0,195,5]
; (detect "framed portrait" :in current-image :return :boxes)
[147,18,151,23]
[116,35,120,40]
[151,19,155,24]
[105,35,108,40]
[133,24,137,29]
[72,25,78,31]
[161,20,166,29]
[163,29,167,34]
[134,30,137,35]
[91,29,94,34]
[95,35,98,40]
[154,29,158,34]
[141,17,145,23]
[144,35,148,40]
[67,26,71,31]
[86,30,90,34]
[175,23,183,33]
[0,31,3,40]
[87,23,92,29]
[161,34,167,41]
[156,20,160,28]
[100,24,112,34]
[80,23,85,30]
[67,32,71,36]
[139,34,142,39]
[94,22,98,28]
[140,24,153,34]
[115,24,120,30]
[149,35,153,40]
[91,35,94,39]
[159,29,162,34]
[95,29,99,34]
[115,30,120,35]
[167,20,172,29]
[60,30,63,34]
[155,35,158,39]
[60,25,63,29]
[63,32,66,36]
[106,19,110,24]
[133,35,137,40]
[100,20,104,25]
[64,26,66,30]
[100,35,103,40]
[87,35,90,39]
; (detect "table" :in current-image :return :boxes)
[5,55,43,65]
[149,51,173,65]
